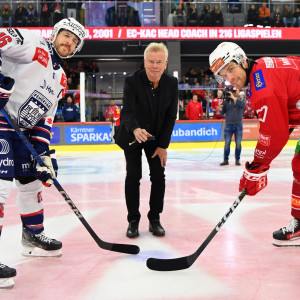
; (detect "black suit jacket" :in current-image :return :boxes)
[121,69,178,149]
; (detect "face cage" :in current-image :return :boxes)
[213,74,225,84]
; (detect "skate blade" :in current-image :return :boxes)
[273,238,300,247]
[22,247,62,257]
[0,278,15,289]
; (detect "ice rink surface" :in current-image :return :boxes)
[1,145,299,300]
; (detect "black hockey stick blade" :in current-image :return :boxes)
[146,189,247,271]
[2,108,140,255]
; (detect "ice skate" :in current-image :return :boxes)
[273,218,300,247]
[22,226,62,257]
[0,263,16,289]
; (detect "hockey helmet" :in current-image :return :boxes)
[209,42,247,84]
[51,18,85,58]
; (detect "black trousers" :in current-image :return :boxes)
[124,142,165,223]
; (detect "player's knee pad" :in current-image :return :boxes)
[15,179,43,215]
[292,152,300,181]
[0,179,13,204]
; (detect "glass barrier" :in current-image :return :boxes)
[62,71,252,123]
[1,1,299,28]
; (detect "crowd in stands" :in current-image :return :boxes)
[0,1,299,28]
[178,66,257,121]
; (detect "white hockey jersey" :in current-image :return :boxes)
[0,28,67,153]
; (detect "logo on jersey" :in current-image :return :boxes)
[0,139,10,155]
[18,90,52,128]
[253,70,266,91]
[60,73,67,98]
[275,57,298,70]
[6,28,23,45]
[33,47,49,68]
[256,105,268,122]
[258,133,271,147]
[254,148,267,159]
[263,57,274,68]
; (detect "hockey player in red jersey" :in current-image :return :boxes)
[105,99,121,131]
[209,42,300,247]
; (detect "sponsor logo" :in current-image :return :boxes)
[60,74,67,98]
[263,57,274,68]
[32,47,49,68]
[40,80,54,95]
[22,162,31,170]
[274,57,298,70]
[210,57,225,74]
[7,28,24,45]
[255,148,267,159]
[0,139,10,155]
[258,133,271,147]
[0,158,14,167]
[253,70,266,91]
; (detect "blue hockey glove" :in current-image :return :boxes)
[30,150,58,187]
[0,74,15,110]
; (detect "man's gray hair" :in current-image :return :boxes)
[144,42,168,61]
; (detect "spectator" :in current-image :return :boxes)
[228,0,241,14]
[105,99,121,133]
[211,4,223,27]
[198,67,206,84]
[203,74,212,86]
[247,4,259,27]
[74,60,86,75]
[282,4,296,27]
[52,0,64,25]
[218,87,246,166]
[211,90,225,119]
[185,67,198,85]
[173,4,186,26]
[200,4,212,26]
[62,95,79,122]
[272,7,282,28]
[0,3,13,27]
[294,7,300,28]
[67,77,77,90]
[87,61,99,73]
[40,0,51,27]
[258,2,271,26]
[185,94,203,120]
[244,93,257,119]
[187,3,198,26]
[26,3,39,27]
[13,2,27,27]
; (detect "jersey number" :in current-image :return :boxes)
[0,32,12,48]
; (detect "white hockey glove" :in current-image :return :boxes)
[0,75,15,110]
[30,150,58,187]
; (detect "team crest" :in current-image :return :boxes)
[18,90,52,128]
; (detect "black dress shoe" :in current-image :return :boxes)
[126,220,139,238]
[149,220,165,236]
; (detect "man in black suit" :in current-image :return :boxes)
[121,42,178,238]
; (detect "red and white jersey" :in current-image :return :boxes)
[248,56,300,165]
[105,105,120,126]
[211,97,224,119]
[0,28,67,152]
[185,100,203,120]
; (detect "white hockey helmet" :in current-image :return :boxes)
[51,18,85,58]
[209,42,247,84]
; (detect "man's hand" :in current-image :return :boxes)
[152,147,167,167]
[133,128,152,143]
[30,150,58,187]
[0,75,15,110]
[239,162,270,196]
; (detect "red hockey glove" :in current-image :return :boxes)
[239,162,270,196]
[0,75,15,110]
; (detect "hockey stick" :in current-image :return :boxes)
[1,107,140,255]
[146,189,247,271]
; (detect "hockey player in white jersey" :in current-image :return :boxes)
[0,18,85,289]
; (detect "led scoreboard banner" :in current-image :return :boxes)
[29,27,300,40]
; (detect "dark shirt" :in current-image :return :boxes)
[220,98,246,125]
[62,103,79,122]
